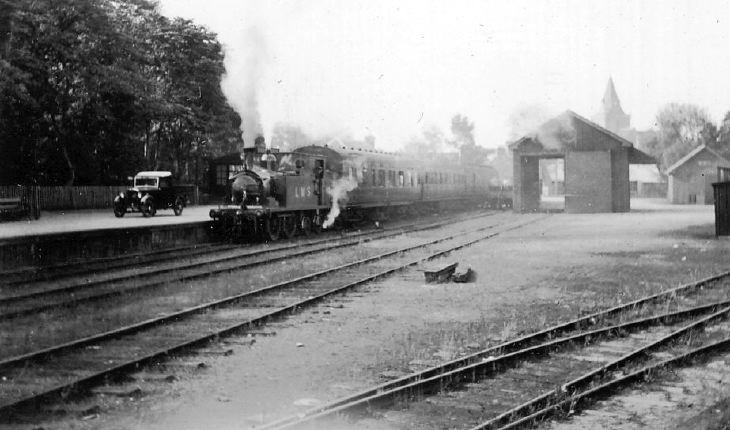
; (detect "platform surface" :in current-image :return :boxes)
[0,205,219,240]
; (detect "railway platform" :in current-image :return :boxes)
[0,206,220,270]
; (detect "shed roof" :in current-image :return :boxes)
[509,110,635,151]
[665,144,730,175]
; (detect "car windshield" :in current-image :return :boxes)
[135,177,158,187]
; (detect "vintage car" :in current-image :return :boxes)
[113,171,187,217]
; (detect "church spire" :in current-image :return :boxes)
[601,77,625,115]
[592,77,631,134]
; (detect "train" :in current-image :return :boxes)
[209,144,511,241]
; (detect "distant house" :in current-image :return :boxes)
[629,164,666,198]
[666,145,730,204]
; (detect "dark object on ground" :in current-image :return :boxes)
[452,267,476,283]
[424,262,458,283]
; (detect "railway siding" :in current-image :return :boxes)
[0,214,538,419]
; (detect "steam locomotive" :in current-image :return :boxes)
[209,144,509,241]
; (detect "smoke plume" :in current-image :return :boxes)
[322,175,358,229]
[507,105,575,150]
[222,25,268,149]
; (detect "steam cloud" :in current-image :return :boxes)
[322,175,359,229]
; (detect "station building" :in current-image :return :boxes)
[510,110,655,213]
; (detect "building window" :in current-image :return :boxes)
[216,165,228,186]
[689,194,697,204]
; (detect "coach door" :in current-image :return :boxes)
[314,159,324,205]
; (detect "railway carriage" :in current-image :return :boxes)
[209,144,505,241]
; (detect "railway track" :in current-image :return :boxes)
[0,214,543,420]
[0,242,238,286]
[0,211,493,320]
[261,271,730,430]
[0,211,479,286]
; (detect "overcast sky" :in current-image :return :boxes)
[158,0,730,150]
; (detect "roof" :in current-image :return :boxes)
[628,147,657,164]
[135,171,172,177]
[666,144,730,174]
[509,110,635,151]
[567,110,634,147]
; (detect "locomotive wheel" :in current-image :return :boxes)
[282,215,297,239]
[312,214,323,234]
[265,215,281,241]
[299,215,313,236]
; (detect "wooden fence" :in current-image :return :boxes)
[0,185,199,211]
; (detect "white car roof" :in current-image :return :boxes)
[135,171,172,178]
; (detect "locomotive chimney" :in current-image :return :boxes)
[254,135,266,153]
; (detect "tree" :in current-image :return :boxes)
[654,103,717,169]
[715,111,730,159]
[0,0,242,186]
[270,123,311,151]
[403,125,446,157]
[449,114,492,165]
[506,105,553,142]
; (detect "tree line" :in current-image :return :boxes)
[0,0,242,186]
[639,103,730,170]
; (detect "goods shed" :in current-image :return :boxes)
[510,111,654,213]
[666,144,730,205]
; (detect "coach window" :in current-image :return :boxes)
[398,171,404,187]
[378,169,386,187]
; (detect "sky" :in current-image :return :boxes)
[157,0,730,150]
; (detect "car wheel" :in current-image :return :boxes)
[173,198,184,216]
[142,200,155,217]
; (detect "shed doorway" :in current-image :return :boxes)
[539,158,565,211]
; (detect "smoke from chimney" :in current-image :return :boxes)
[222,25,268,149]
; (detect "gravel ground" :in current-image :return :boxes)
[15,199,730,430]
